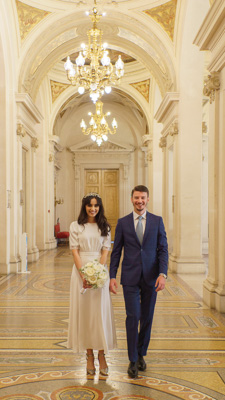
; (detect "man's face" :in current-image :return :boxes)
[131,191,149,215]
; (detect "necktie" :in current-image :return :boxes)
[136,216,143,244]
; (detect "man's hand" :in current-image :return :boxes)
[109,278,118,294]
[155,275,166,292]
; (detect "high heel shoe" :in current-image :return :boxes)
[98,353,108,376]
[86,353,96,375]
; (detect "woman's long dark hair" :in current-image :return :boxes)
[78,194,111,237]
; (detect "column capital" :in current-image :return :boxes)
[169,122,179,136]
[17,123,26,137]
[203,72,220,103]
[159,136,167,149]
[141,134,152,146]
[31,137,39,151]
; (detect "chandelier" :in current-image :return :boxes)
[64,0,124,103]
[80,100,117,146]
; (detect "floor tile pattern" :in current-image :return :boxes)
[0,247,224,400]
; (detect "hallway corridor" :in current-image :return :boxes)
[0,247,224,400]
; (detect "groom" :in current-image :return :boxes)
[109,185,168,378]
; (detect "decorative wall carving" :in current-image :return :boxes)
[16,0,50,42]
[144,0,178,41]
[17,123,26,137]
[49,154,54,162]
[142,134,151,146]
[130,79,150,102]
[202,121,208,134]
[159,137,167,149]
[50,80,70,103]
[72,141,133,152]
[147,151,153,162]
[31,137,39,151]
[203,73,220,103]
[169,122,178,136]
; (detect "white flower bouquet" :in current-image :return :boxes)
[79,260,109,294]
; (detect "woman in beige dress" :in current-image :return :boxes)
[68,193,116,375]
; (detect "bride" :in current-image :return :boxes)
[67,193,116,375]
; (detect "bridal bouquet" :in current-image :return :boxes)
[80,260,109,293]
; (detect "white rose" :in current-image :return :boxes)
[96,279,105,288]
[88,275,97,284]
[85,267,95,276]
[85,262,93,267]
[99,271,107,280]
[93,263,102,272]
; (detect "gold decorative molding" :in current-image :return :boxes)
[147,151,153,162]
[169,122,178,136]
[17,123,26,137]
[130,79,150,102]
[144,0,177,41]
[159,137,167,149]
[202,121,208,134]
[49,154,54,162]
[142,134,151,146]
[203,73,220,103]
[16,1,50,42]
[50,80,70,103]
[31,137,39,151]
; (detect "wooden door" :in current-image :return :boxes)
[85,169,119,240]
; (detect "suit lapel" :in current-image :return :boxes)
[142,212,153,244]
[127,213,140,244]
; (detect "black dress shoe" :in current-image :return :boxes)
[127,361,138,378]
[137,355,146,371]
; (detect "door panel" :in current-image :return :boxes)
[85,169,119,240]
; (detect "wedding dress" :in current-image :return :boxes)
[67,221,117,353]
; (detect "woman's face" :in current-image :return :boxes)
[85,197,100,221]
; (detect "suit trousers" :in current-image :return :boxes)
[122,274,157,362]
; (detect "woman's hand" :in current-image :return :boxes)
[82,278,93,289]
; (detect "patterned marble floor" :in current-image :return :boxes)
[0,247,224,400]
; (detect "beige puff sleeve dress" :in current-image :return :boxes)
[67,221,117,353]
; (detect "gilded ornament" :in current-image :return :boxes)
[31,138,39,150]
[144,0,177,41]
[142,134,151,146]
[202,121,207,134]
[131,80,150,102]
[147,151,153,162]
[17,123,26,137]
[50,81,70,103]
[16,0,50,42]
[203,73,220,103]
[169,122,178,136]
[159,137,167,148]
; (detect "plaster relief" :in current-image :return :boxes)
[50,80,70,103]
[144,0,177,41]
[16,0,50,42]
[130,79,150,102]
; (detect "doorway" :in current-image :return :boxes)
[85,169,119,240]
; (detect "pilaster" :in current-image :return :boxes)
[16,94,43,264]
[194,0,225,310]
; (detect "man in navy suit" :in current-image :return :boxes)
[109,185,168,378]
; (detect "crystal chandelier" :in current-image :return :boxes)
[64,0,124,103]
[80,100,117,146]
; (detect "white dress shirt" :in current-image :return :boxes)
[133,211,147,235]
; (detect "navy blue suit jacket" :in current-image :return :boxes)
[110,211,168,286]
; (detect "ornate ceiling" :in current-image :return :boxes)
[13,0,188,147]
